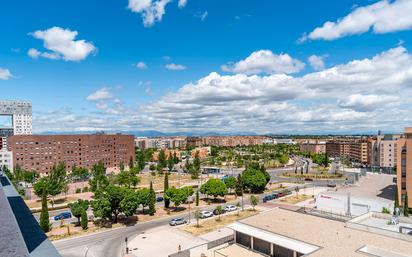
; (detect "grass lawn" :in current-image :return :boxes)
[180,209,257,236]
[280,194,312,204]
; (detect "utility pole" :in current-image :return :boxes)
[125,237,128,254]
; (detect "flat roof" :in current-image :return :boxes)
[236,208,412,257]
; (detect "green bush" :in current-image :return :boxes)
[40,195,50,232]
[75,188,81,194]
[82,187,89,192]
[382,207,390,214]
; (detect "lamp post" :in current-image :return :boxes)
[125,237,128,254]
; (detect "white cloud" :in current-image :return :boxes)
[128,0,187,27]
[165,63,187,70]
[222,50,305,75]
[28,27,96,61]
[308,55,326,71]
[0,68,12,80]
[135,61,148,69]
[178,0,187,8]
[86,88,115,101]
[302,0,412,41]
[36,46,412,134]
[197,11,208,21]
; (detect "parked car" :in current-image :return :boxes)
[200,210,214,219]
[213,208,226,215]
[54,212,72,221]
[169,217,187,226]
[156,196,164,202]
[224,205,237,212]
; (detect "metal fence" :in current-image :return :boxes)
[168,235,234,257]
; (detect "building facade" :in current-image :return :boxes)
[0,150,13,171]
[8,134,135,175]
[299,140,326,154]
[397,128,412,211]
[0,100,32,135]
[326,140,351,157]
[369,134,400,171]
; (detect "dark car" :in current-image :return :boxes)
[54,212,72,221]
[169,217,187,226]
[213,208,226,215]
[156,196,164,202]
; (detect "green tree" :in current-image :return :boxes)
[89,161,109,193]
[115,169,140,189]
[68,199,89,224]
[158,150,167,168]
[249,195,258,211]
[129,156,135,169]
[71,166,89,181]
[39,194,50,232]
[149,181,156,216]
[81,210,88,230]
[279,153,289,165]
[164,187,192,210]
[241,167,268,193]
[92,184,126,223]
[404,192,409,217]
[200,178,227,200]
[167,155,174,172]
[215,205,223,221]
[119,161,125,172]
[195,190,199,206]
[164,171,170,208]
[137,151,145,171]
[173,152,179,164]
[235,174,243,196]
[135,188,151,214]
[194,210,201,227]
[120,190,139,216]
[91,197,111,220]
[224,176,236,194]
[191,152,201,179]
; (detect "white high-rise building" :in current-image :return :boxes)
[0,100,32,136]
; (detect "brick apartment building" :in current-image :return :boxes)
[8,134,135,175]
[299,140,326,154]
[326,138,370,164]
[397,127,412,211]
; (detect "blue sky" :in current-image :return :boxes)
[1,0,412,134]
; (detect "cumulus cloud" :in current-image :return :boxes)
[37,46,412,134]
[28,27,96,61]
[301,0,412,41]
[222,50,305,75]
[135,61,148,70]
[308,55,326,71]
[128,0,187,27]
[165,63,186,70]
[0,68,12,80]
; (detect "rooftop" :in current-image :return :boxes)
[235,208,412,257]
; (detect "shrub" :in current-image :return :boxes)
[75,188,81,194]
[82,187,89,192]
[81,210,88,230]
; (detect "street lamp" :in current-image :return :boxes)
[125,237,128,254]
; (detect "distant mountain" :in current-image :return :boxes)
[38,130,258,137]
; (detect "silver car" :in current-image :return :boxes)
[200,210,214,219]
[169,217,187,226]
[224,205,237,212]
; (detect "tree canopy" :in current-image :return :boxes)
[200,178,227,198]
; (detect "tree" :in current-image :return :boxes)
[115,169,140,189]
[89,161,109,193]
[135,188,151,214]
[120,190,139,216]
[215,205,223,221]
[195,190,199,206]
[241,167,267,193]
[137,151,145,171]
[71,166,89,181]
[249,195,258,211]
[33,164,67,207]
[404,192,409,217]
[164,187,192,210]
[68,199,90,224]
[168,155,174,172]
[39,194,50,232]
[164,171,170,208]
[194,210,201,228]
[200,179,227,200]
[81,210,88,230]
[279,153,289,165]
[119,161,125,172]
[235,174,243,196]
[158,150,167,169]
[92,184,126,223]
[173,152,179,164]
[224,176,236,194]
[394,186,400,215]
[149,182,156,216]
[191,152,201,179]
[129,156,135,169]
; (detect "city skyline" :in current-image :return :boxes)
[2,0,412,134]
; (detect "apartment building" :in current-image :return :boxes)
[299,140,326,154]
[0,150,13,171]
[8,134,135,175]
[349,139,369,164]
[397,127,412,211]
[201,136,265,147]
[326,138,370,164]
[326,140,350,157]
[369,134,400,171]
